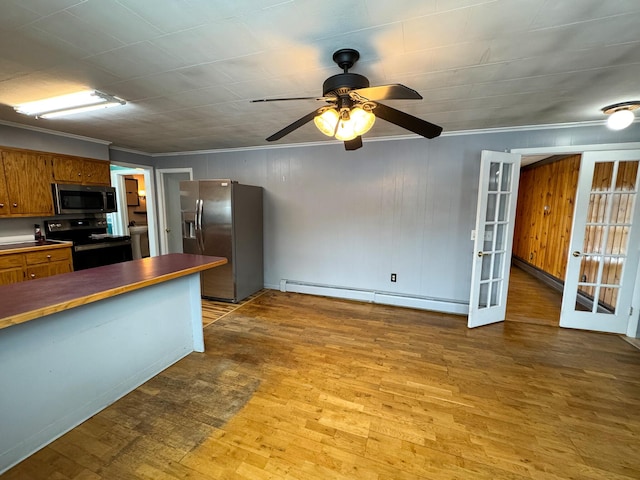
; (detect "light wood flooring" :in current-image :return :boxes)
[505,266,561,327]
[3,290,640,479]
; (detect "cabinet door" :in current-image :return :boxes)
[52,155,84,184]
[49,259,73,276]
[0,267,23,285]
[0,254,24,285]
[0,162,9,217]
[1,150,54,216]
[83,159,111,185]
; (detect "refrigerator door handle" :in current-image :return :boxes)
[196,198,205,253]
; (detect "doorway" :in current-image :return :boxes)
[506,153,580,327]
[504,145,640,336]
[109,164,159,257]
[156,168,193,254]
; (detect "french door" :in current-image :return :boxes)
[560,150,640,334]
[468,151,522,328]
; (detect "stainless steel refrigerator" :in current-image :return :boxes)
[180,179,263,302]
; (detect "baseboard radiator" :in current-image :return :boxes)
[277,279,469,316]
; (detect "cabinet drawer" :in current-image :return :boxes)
[25,264,49,281]
[25,248,72,265]
[0,253,24,269]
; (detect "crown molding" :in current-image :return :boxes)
[0,119,112,145]
[150,119,620,157]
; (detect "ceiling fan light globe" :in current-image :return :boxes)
[334,118,358,141]
[350,107,376,136]
[606,109,634,130]
[314,109,339,136]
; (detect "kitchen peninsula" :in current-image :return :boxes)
[0,253,227,473]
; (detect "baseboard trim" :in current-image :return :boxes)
[278,280,469,315]
[511,257,564,293]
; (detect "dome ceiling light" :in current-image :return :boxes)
[601,101,640,130]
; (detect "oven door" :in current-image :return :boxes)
[72,240,133,270]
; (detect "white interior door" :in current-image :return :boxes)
[157,169,192,254]
[468,150,521,328]
[560,150,640,333]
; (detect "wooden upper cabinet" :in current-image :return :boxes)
[0,161,9,217]
[82,159,111,185]
[1,149,54,216]
[52,155,111,186]
[52,155,84,184]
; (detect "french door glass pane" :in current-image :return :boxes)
[606,226,629,254]
[579,255,599,284]
[490,280,501,306]
[486,194,497,221]
[483,224,494,251]
[479,282,489,308]
[592,162,614,190]
[498,193,509,221]
[481,254,492,280]
[587,194,608,223]
[583,225,603,254]
[488,162,500,192]
[493,252,504,278]
[500,163,512,191]
[495,223,506,250]
[615,161,638,190]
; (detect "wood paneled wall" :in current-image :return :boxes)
[512,155,581,280]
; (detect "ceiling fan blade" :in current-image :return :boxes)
[373,102,443,139]
[352,84,422,101]
[251,96,334,103]
[344,136,362,151]
[266,108,322,142]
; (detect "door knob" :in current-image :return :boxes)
[477,251,484,257]
[166,228,171,233]
[572,251,582,257]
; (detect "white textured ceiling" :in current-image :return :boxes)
[0,0,638,154]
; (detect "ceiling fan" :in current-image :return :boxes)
[251,48,443,151]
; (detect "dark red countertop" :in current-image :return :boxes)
[0,253,227,330]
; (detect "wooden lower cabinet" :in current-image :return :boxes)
[0,253,24,285]
[0,246,73,285]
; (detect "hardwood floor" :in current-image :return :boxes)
[3,291,640,479]
[201,290,267,328]
[505,266,561,327]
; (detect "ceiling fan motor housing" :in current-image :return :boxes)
[322,73,370,97]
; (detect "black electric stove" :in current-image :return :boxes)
[44,218,133,270]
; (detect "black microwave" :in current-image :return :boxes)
[52,184,118,215]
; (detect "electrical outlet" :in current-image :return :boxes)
[390,273,397,282]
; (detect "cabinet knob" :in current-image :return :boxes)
[47,254,52,259]
[0,203,4,208]
[13,203,18,207]
[78,172,82,177]
[30,274,36,279]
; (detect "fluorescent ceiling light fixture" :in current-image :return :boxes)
[14,90,126,118]
[602,101,639,130]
